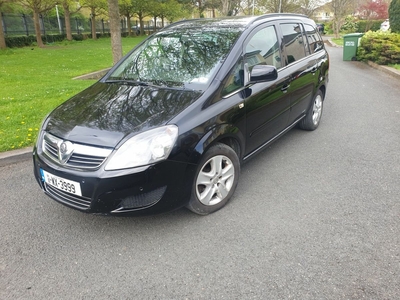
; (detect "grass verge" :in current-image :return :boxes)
[0,36,146,152]
[331,38,343,46]
[389,64,400,70]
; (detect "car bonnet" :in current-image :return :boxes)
[44,82,202,148]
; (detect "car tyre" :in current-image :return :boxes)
[187,143,240,215]
[299,90,324,131]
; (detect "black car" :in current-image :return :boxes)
[316,23,325,34]
[33,14,329,216]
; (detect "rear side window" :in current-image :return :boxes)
[280,23,306,65]
[304,24,324,54]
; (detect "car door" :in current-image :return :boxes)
[278,22,318,124]
[303,22,329,87]
[241,24,292,156]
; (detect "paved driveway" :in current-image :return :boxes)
[1,45,400,299]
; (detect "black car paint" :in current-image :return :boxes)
[33,14,329,215]
[45,82,202,148]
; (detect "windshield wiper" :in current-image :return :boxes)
[105,79,149,86]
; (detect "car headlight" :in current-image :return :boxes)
[36,113,50,147]
[105,125,179,170]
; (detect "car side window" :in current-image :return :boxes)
[245,26,281,70]
[222,58,245,96]
[304,24,324,54]
[280,23,306,65]
[222,26,281,96]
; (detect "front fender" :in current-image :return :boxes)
[188,123,245,165]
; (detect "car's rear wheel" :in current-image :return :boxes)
[299,90,324,131]
[186,143,240,215]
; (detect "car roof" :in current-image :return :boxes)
[163,13,311,31]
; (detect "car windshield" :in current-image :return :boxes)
[107,27,243,90]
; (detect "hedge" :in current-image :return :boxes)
[356,20,385,32]
[4,32,115,48]
[321,19,385,35]
[357,31,400,64]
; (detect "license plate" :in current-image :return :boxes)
[40,169,82,196]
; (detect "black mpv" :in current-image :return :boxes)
[33,14,329,215]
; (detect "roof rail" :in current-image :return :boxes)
[163,18,201,30]
[250,13,308,25]
[162,13,309,31]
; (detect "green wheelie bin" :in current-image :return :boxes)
[343,33,364,61]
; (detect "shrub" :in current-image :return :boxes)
[357,19,385,32]
[4,33,113,48]
[340,16,359,33]
[5,34,66,47]
[357,31,400,64]
[42,34,67,44]
[389,0,400,33]
[324,21,334,34]
[5,35,36,48]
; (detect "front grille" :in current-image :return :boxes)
[67,153,107,169]
[42,132,113,170]
[44,140,58,157]
[45,183,92,210]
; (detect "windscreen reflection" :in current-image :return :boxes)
[108,28,243,90]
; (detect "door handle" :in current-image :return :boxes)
[281,84,290,92]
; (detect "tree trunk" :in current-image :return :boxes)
[33,11,45,47]
[107,0,122,65]
[0,12,6,49]
[63,4,73,41]
[125,13,132,36]
[334,20,342,38]
[91,8,97,40]
[139,16,144,35]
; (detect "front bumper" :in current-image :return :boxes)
[33,147,196,216]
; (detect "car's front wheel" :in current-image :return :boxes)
[299,90,324,131]
[186,143,240,215]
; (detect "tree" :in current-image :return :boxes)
[17,0,55,47]
[0,0,10,49]
[330,0,353,38]
[297,0,323,17]
[219,0,241,16]
[152,0,188,24]
[61,0,81,41]
[119,0,135,35]
[203,0,220,17]
[107,0,122,65]
[194,0,205,17]
[358,0,388,31]
[131,0,151,35]
[257,0,299,14]
[389,0,400,32]
[148,0,163,31]
[359,0,388,19]
[80,0,107,40]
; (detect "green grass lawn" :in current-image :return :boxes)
[389,64,400,70]
[0,36,146,152]
[331,38,343,46]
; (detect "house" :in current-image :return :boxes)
[312,2,334,22]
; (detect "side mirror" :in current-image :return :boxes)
[250,65,278,83]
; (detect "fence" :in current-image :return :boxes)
[1,13,168,37]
